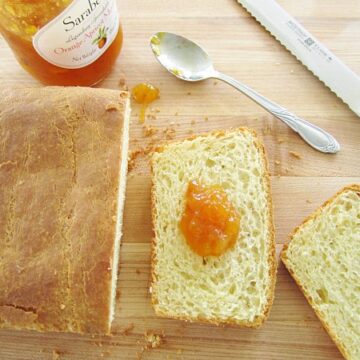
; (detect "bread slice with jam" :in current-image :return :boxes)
[150,128,276,327]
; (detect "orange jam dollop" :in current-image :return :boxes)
[131,83,160,123]
[180,180,240,257]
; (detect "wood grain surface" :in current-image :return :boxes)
[0,0,359,359]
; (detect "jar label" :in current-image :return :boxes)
[33,0,119,69]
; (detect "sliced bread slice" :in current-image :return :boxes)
[281,185,360,360]
[151,128,276,327]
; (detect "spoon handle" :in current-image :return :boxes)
[213,71,340,154]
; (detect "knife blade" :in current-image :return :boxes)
[237,0,360,117]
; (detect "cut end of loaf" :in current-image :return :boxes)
[281,184,360,360]
[108,97,131,331]
[151,128,276,327]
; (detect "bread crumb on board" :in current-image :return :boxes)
[100,351,111,358]
[118,323,135,336]
[143,125,158,137]
[262,125,272,135]
[130,123,177,165]
[128,150,142,172]
[52,350,62,360]
[118,74,128,90]
[136,331,165,360]
[93,341,103,347]
[306,199,313,204]
[128,145,157,173]
[144,331,165,349]
[147,113,157,120]
[275,160,281,165]
[289,151,302,159]
[163,127,176,140]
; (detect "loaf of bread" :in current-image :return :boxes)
[150,128,276,327]
[0,87,130,334]
[281,185,360,360]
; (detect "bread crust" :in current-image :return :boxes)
[0,87,129,334]
[150,127,276,327]
[281,184,360,359]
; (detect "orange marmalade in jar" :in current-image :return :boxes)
[0,0,123,86]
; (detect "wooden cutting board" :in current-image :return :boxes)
[0,0,359,359]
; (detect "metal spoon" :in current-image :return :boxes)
[150,32,340,154]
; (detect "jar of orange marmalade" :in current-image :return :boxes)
[0,0,122,86]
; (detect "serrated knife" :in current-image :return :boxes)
[237,0,360,117]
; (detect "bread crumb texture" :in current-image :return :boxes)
[151,128,276,326]
[0,87,129,334]
[282,185,360,360]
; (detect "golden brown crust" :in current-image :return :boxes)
[0,86,129,334]
[151,307,261,328]
[252,129,277,326]
[281,184,360,359]
[150,127,276,327]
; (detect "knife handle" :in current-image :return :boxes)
[213,71,340,154]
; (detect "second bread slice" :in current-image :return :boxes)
[281,185,360,359]
[151,128,276,327]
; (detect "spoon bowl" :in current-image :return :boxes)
[150,32,214,81]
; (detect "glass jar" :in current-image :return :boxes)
[0,0,123,86]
